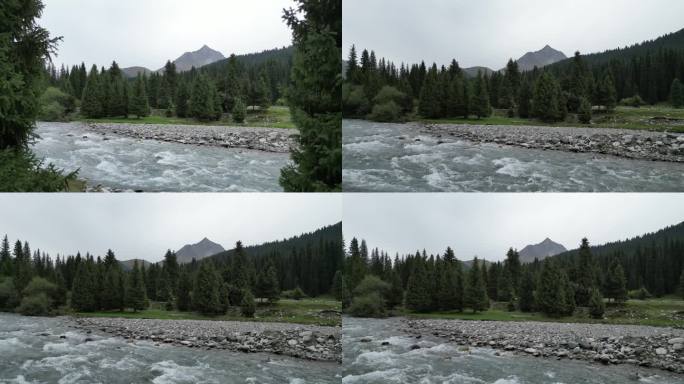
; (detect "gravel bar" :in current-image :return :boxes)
[403,318,684,373]
[74,317,341,362]
[84,122,298,153]
[421,123,684,162]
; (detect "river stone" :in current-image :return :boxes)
[668,337,684,344]
[655,348,667,355]
[287,339,298,346]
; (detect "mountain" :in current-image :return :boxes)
[119,258,151,271]
[463,66,495,78]
[168,44,225,72]
[462,258,493,269]
[519,238,568,263]
[176,237,225,264]
[514,45,567,72]
[121,66,152,78]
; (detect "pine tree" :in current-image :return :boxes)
[595,71,617,112]
[588,287,605,319]
[81,65,104,118]
[223,55,241,111]
[346,45,358,83]
[71,262,96,312]
[0,235,12,276]
[240,289,256,318]
[102,266,123,311]
[537,261,565,317]
[671,78,684,108]
[163,250,180,297]
[127,260,147,312]
[176,270,192,311]
[465,258,489,312]
[578,96,592,124]
[533,72,562,122]
[505,248,521,294]
[129,74,150,118]
[472,71,492,118]
[517,80,533,118]
[418,65,441,118]
[679,269,684,299]
[193,260,220,315]
[518,269,535,312]
[256,260,279,303]
[575,238,596,306]
[497,267,513,302]
[279,0,342,192]
[405,258,431,312]
[331,270,344,301]
[175,80,190,118]
[386,270,404,309]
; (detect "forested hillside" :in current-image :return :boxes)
[0,222,342,317]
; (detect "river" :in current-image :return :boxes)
[343,120,684,192]
[0,313,339,383]
[343,317,683,384]
[31,122,290,192]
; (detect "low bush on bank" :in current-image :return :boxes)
[17,293,51,316]
[0,149,77,192]
[348,292,386,318]
[38,87,77,121]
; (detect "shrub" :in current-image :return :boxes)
[619,95,645,108]
[628,287,652,300]
[38,101,66,122]
[342,84,370,117]
[23,277,63,306]
[38,87,76,121]
[349,292,386,318]
[17,293,51,316]
[588,288,605,319]
[578,97,592,124]
[240,290,256,317]
[368,101,401,122]
[353,275,390,298]
[282,286,307,300]
[0,278,20,310]
[0,149,76,192]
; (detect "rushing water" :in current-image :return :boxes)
[343,317,683,384]
[0,313,339,384]
[343,120,684,192]
[31,122,290,192]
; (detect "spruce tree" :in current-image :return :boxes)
[418,65,441,118]
[671,78,683,108]
[102,266,123,311]
[604,258,628,303]
[588,287,605,319]
[0,235,12,276]
[279,0,342,192]
[241,289,256,318]
[537,261,565,317]
[518,269,535,312]
[127,260,147,312]
[405,258,431,312]
[517,80,533,118]
[533,72,562,122]
[331,270,344,301]
[81,65,104,118]
[176,270,192,311]
[595,71,617,112]
[193,260,220,315]
[129,74,150,118]
[189,74,216,121]
[505,248,521,294]
[386,269,404,309]
[256,261,279,303]
[679,269,684,299]
[175,80,190,118]
[346,45,358,83]
[578,97,592,124]
[223,55,241,111]
[575,238,596,306]
[232,98,247,123]
[71,262,96,312]
[465,258,489,312]
[473,71,492,119]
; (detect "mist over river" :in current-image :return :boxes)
[343,120,684,192]
[31,122,290,192]
[0,313,339,383]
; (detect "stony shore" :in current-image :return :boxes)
[403,318,684,374]
[84,122,298,153]
[73,317,341,362]
[421,123,684,162]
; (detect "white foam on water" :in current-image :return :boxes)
[4,375,39,384]
[342,368,408,384]
[492,376,521,384]
[0,337,29,351]
[99,355,140,371]
[288,379,305,384]
[492,157,530,177]
[42,342,73,353]
[57,368,92,384]
[344,140,392,153]
[544,370,556,378]
[150,360,220,384]
[95,159,119,174]
[353,350,397,367]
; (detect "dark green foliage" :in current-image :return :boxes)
[279,0,342,192]
[255,261,279,303]
[17,293,50,316]
[578,97,592,124]
[353,275,389,298]
[346,238,367,291]
[537,261,574,317]
[671,78,684,108]
[588,288,605,319]
[189,73,217,122]
[619,94,645,107]
[80,65,104,118]
[418,65,442,118]
[193,260,221,315]
[0,278,20,310]
[331,270,344,301]
[176,270,192,311]
[22,277,61,308]
[386,270,404,309]
[465,258,489,312]
[129,74,150,118]
[533,72,564,122]
[126,260,147,312]
[368,86,407,122]
[472,71,492,119]
[348,292,386,318]
[240,289,256,317]
[594,71,617,112]
[518,269,535,312]
[628,286,652,300]
[574,238,596,306]
[222,55,241,112]
[604,258,628,303]
[679,270,684,299]
[38,87,76,121]
[71,262,97,312]
[517,80,533,118]
[175,80,190,118]
[232,98,246,123]
[405,257,431,312]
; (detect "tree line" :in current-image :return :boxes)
[341,235,684,319]
[343,39,684,124]
[0,227,344,317]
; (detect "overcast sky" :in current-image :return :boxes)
[343,194,684,262]
[0,194,340,263]
[40,0,295,70]
[343,0,684,69]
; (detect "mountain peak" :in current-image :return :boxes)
[519,238,567,263]
[176,238,225,264]
[515,45,567,71]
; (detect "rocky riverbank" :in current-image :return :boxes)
[421,123,684,162]
[83,122,297,153]
[403,318,684,373]
[73,317,341,362]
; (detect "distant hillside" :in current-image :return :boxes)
[176,238,225,264]
[202,46,294,74]
[121,66,152,78]
[462,258,493,269]
[119,258,151,271]
[514,45,567,72]
[519,238,568,263]
[463,66,494,78]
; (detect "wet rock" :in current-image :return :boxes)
[410,344,421,350]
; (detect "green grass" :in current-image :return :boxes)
[74,298,341,327]
[417,105,684,133]
[75,106,295,129]
[401,298,684,328]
